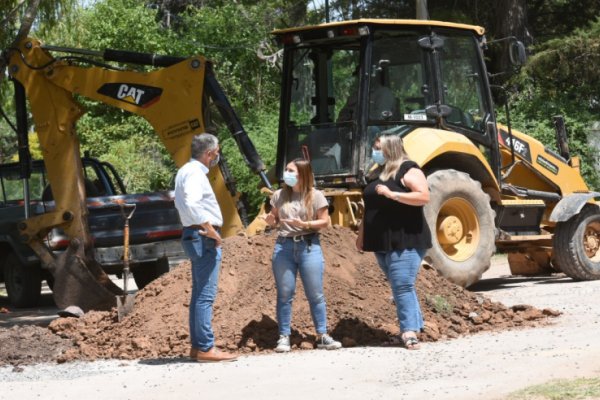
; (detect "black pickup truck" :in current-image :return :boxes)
[0,157,186,307]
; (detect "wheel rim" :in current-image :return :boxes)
[583,221,600,262]
[436,197,480,262]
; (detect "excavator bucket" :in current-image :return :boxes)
[46,238,123,313]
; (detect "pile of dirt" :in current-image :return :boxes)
[0,325,73,368]
[42,226,559,363]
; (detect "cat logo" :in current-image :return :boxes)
[97,83,163,108]
[117,84,145,104]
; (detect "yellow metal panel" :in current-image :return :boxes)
[45,57,206,168]
[9,38,244,238]
[403,127,499,191]
[500,199,545,206]
[272,19,485,36]
[9,40,92,244]
[497,124,589,195]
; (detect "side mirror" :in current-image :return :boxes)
[378,59,390,69]
[425,104,452,119]
[509,41,527,67]
[381,110,393,120]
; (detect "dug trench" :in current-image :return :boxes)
[0,226,560,365]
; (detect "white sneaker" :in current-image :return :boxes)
[275,335,291,352]
[317,334,342,350]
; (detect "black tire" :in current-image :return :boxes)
[132,258,170,289]
[424,169,496,287]
[3,253,42,308]
[553,204,600,280]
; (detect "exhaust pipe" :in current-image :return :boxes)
[416,0,429,20]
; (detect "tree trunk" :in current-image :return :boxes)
[13,0,41,47]
[1,0,40,75]
[491,0,531,77]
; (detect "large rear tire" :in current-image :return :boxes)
[553,204,600,280]
[424,170,496,287]
[3,252,42,308]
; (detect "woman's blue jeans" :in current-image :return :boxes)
[272,236,328,336]
[375,248,426,333]
[181,227,221,351]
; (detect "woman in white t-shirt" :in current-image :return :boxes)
[263,158,342,353]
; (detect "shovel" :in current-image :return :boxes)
[117,203,136,321]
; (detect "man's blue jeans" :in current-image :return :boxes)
[375,248,426,333]
[181,227,221,351]
[272,236,328,336]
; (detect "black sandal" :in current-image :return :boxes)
[401,335,421,350]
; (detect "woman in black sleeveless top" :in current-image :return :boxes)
[356,134,432,349]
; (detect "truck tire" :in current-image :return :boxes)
[3,252,42,308]
[132,258,170,289]
[553,204,600,280]
[423,170,496,287]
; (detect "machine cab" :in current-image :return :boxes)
[273,19,497,186]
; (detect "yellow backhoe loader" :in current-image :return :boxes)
[3,38,271,311]
[270,19,600,286]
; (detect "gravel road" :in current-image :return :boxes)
[1,256,599,400]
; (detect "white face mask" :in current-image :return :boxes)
[372,149,385,165]
[209,152,220,168]
[283,171,298,187]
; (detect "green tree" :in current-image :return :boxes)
[30,0,284,209]
[34,0,181,192]
[505,17,600,189]
[1,0,76,162]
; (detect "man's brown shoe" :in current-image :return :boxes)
[190,347,237,362]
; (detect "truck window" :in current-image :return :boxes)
[0,167,46,204]
[370,32,432,125]
[84,164,106,197]
[289,46,359,126]
[438,34,488,133]
[285,43,359,176]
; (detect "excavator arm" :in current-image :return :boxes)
[5,37,270,311]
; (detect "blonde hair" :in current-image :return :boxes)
[378,134,409,181]
[281,158,315,220]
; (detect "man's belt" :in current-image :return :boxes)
[184,224,221,232]
[280,232,318,243]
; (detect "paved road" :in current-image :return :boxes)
[1,257,600,400]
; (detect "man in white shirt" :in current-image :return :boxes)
[174,133,237,362]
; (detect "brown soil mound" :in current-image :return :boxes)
[0,325,73,367]
[44,226,559,363]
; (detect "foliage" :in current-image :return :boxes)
[219,109,279,217]
[527,0,600,41]
[503,17,600,189]
[38,0,182,192]
[99,135,175,194]
[172,3,281,112]
[1,0,76,164]
[425,294,453,315]
[0,0,75,47]
[35,0,283,203]
[3,0,600,216]
[509,377,600,400]
[523,17,600,108]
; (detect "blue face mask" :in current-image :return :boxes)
[283,171,298,187]
[372,149,385,165]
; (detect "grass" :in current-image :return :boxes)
[508,377,600,400]
[426,294,453,314]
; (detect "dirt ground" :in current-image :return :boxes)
[0,226,558,366]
